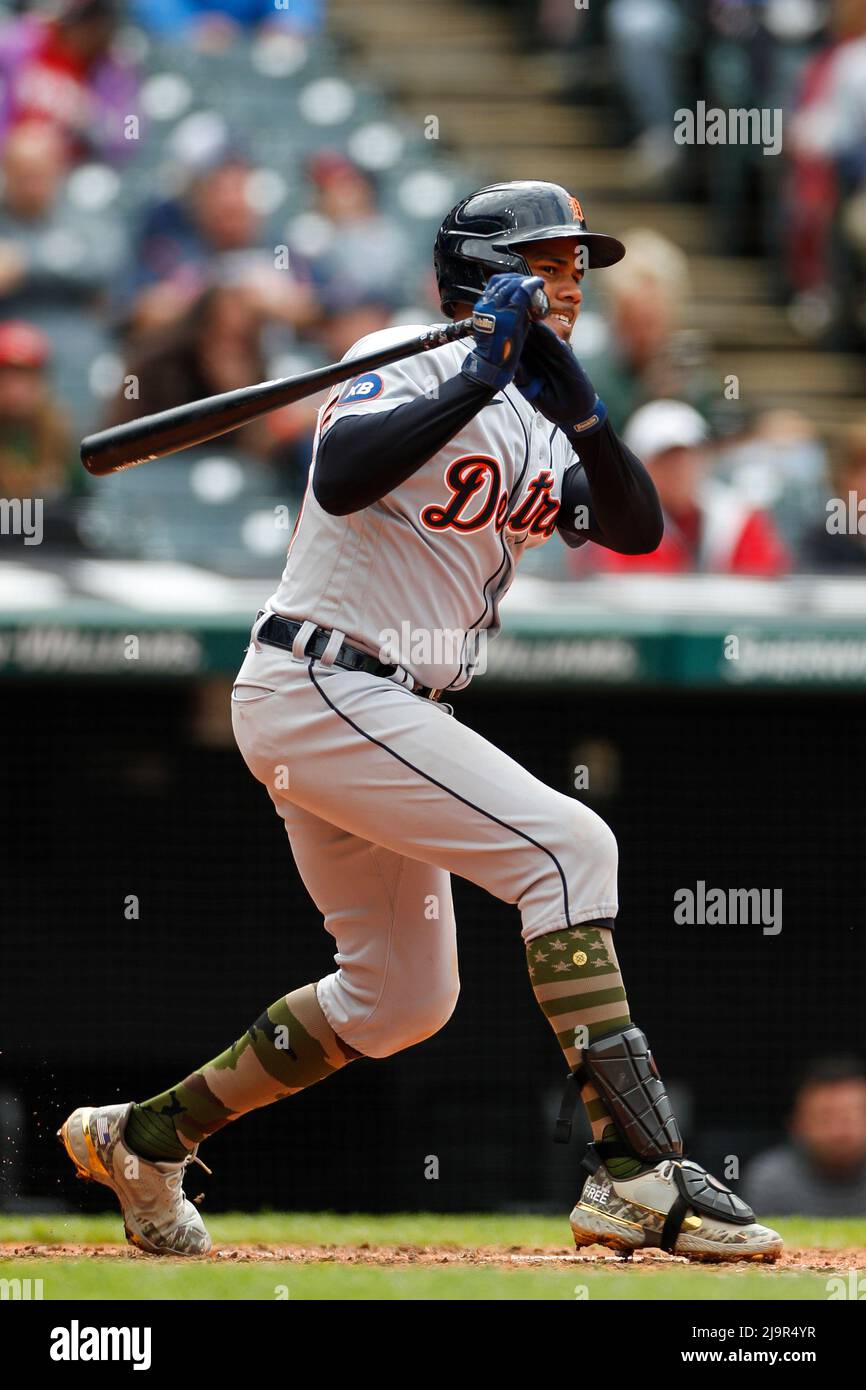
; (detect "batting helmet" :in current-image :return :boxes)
[433,180,625,316]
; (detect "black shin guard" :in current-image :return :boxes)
[575,1023,683,1164]
[560,1024,755,1249]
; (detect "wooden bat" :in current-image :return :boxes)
[80,289,550,477]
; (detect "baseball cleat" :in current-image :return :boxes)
[58,1102,213,1257]
[570,1152,783,1262]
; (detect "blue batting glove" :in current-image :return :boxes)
[461,274,545,391]
[515,320,607,436]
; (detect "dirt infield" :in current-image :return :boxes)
[2,1242,863,1270]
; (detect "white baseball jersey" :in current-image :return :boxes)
[267,326,579,692]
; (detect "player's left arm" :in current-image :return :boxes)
[515,322,663,554]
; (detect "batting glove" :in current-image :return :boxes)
[515,320,607,437]
[461,274,545,391]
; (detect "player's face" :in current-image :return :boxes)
[521,237,585,342]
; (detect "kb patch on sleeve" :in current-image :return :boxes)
[338,372,385,405]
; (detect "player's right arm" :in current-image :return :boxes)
[313,373,494,515]
[313,274,539,516]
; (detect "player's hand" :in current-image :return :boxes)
[515,320,607,438]
[461,274,544,391]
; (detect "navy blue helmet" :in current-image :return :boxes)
[434,180,625,316]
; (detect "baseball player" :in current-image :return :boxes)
[60,181,782,1262]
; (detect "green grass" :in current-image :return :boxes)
[6,1211,864,1247]
[0,1213,861,1301]
[0,1260,841,1301]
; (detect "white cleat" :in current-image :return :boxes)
[58,1102,213,1257]
[570,1154,783,1262]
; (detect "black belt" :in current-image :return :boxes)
[255,612,443,701]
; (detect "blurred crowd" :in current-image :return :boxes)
[0,0,441,566]
[1,0,865,576]
[514,0,866,343]
[509,0,866,578]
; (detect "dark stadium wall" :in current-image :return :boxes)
[2,680,862,1213]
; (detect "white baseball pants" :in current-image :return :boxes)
[230,620,618,1057]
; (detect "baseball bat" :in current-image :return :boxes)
[80,289,550,476]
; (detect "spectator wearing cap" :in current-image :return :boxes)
[0,321,75,504]
[121,147,317,340]
[742,1057,866,1217]
[569,400,789,576]
[0,0,139,166]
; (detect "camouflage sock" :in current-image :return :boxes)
[527,924,641,1179]
[125,983,361,1161]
